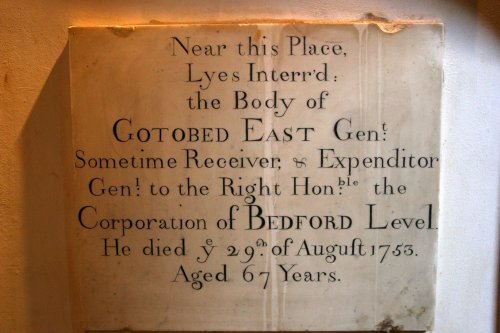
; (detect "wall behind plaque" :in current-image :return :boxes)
[0,0,498,332]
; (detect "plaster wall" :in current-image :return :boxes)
[0,1,498,332]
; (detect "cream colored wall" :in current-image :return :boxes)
[0,1,498,332]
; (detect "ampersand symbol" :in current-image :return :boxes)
[293,157,307,168]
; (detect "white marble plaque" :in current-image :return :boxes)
[68,23,442,331]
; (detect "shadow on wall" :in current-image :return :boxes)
[20,44,74,332]
[477,0,500,41]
